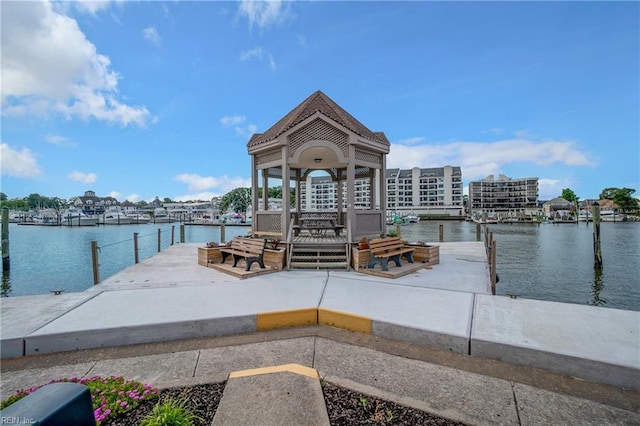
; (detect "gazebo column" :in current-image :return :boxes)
[380,155,387,235]
[251,155,259,233]
[261,169,268,211]
[368,167,375,211]
[281,146,290,238]
[295,169,301,220]
[346,145,356,243]
[336,169,343,224]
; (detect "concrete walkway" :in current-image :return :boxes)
[1,242,639,424]
[1,327,638,425]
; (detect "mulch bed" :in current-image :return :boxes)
[103,381,466,426]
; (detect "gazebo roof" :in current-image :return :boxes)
[247,90,389,148]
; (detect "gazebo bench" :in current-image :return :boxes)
[221,237,267,271]
[367,237,415,271]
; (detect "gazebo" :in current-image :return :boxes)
[247,91,390,269]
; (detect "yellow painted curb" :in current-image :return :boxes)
[318,307,372,334]
[229,364,319,380]
[256,308,318,331]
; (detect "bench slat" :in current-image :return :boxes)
[367,237,415,271]
[220,237,267,271]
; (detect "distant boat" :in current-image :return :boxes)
[600,211,626,222]
[152,208,175,223]
[126,212,151,224]
[404,213,419,223]
[63,207,97,226]
[577,211,592,222]
[100,206,133,225]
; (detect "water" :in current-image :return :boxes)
[1,223,250,297]
[396,221,640,312]
[2,221,639,312]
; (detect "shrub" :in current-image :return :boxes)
[0,375,158,425]
[140,397,201,426]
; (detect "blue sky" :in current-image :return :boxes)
[2,1,638,203]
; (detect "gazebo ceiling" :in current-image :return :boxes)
[296,146,345,170]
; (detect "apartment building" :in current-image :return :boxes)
[469,174,539,216]
[299,166,464,216]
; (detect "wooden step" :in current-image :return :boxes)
[289,261,348,269]
[291,255,347,261]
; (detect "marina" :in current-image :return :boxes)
[1,242,638,394]
[1,220,638,312]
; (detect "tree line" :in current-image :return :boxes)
[560,187,638,213]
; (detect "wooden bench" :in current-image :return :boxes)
[221,237,267,271]
[367,237,415,271]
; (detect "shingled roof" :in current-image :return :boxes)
[247,91,389,147]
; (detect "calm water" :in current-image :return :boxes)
[1,223,249,298]
[2,221,639,312]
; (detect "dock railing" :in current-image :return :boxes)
[91,225,180,285]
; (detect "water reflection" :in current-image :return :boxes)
[1,268,11,297]
[589,268,606,307]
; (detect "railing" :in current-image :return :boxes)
[353,211,384,241]
[254,211,283,234]
[90,225,180,285]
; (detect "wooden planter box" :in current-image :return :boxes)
[264,248,286,270]
[352,247,371,272]
[197,246,226,266]
[406,244,440,266]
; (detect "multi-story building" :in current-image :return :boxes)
[299,165,464,217]
[386,166,463,216]
[69,190,118,215]
[469,174,539,218]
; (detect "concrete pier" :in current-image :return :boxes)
[1,242,638,393]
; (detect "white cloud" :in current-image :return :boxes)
[73,1,113,15]
[240,47,264,61]
[143,26,161,47]
[240,46,277,71]
[68,171,97,184]
[0,143,41,178]
[388,138,594,182]
[125,193,140,202]
[107,190,120,199]
[394,137,425,145]
[537,177,577,200]
[220,115,257,136]
[173,192,219,202]
[45,134,70,145]
[1,1,152,127]
[237,0,290,30]
[220,115,246,126]
[174,173,251,195]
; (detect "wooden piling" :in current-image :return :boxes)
[220,224,226,243]
[157,228,161,253]
[476,223,481,241]
[179,224,185,244]
[439,224,444,242]
[2,207,9,271]
[133,232,139,264]
[592,202,603,269]
[491,240,497,295]
[91,241,100,284]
